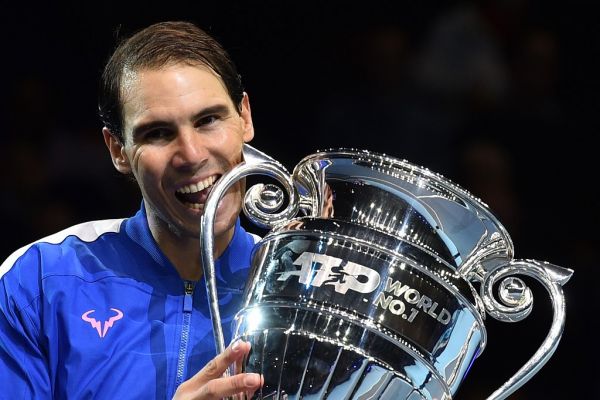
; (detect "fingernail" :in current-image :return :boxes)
[244,373,259,386]
[232,339,242,352]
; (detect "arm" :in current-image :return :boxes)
[173,340,262,400]
[0,270,52,398]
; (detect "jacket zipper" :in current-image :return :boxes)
[175,281,194,388]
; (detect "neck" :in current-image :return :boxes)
[147,217,235,282]
[160,236,203,281]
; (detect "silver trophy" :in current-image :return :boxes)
[200,145,572,400]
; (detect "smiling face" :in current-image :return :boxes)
[104,63,254,256]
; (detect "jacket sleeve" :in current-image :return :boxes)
[0,248,52,399]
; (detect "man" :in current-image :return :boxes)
[0,21,263,399]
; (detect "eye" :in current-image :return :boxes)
[144,128,173,141]
[195,115,219,128]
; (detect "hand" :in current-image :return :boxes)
[173,340,263,400]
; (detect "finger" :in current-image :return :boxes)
[245,374,264,400]
[235,341,256,400]
[195,372,262,400]
[234,342,248,375]
[189,340,251,386]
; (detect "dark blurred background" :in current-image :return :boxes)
[2,1,596,398]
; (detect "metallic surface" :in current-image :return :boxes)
[200,146,573,399]
[200,145,298,367]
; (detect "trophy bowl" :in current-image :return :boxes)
[200,145,572,400]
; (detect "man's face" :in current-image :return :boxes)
[105,63,254,243]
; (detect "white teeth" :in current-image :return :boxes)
[176,175,217,195]
[184,202,204,210]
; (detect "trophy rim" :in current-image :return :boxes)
[297,148,515,274]
[305,148,491,211]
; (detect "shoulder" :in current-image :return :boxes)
[214,222,261,285]
[249,232,261,244]
[0,218,126,280]
[0,218,128,315]
[232,223,261,258]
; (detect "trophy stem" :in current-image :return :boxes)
[200,161,250,359]
[200,144,297,370]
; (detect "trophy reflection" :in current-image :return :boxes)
[200,145,572,400]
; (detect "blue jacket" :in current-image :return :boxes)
[0,206,258,399]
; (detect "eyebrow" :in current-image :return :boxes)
[130,103,233,140]
[191,104,232,122]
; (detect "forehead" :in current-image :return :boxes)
[120,64,233,129]
[121,63,229,105]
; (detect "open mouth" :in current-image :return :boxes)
[175,175,221,210]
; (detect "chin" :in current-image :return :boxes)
[213,192,242,233]
[213,210,239,238]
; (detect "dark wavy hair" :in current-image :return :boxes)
[98,21,244,142]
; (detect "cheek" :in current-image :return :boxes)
[212,126,245,160]
[130,148,164,190]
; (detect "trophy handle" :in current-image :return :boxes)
[480,259,573,400]
[200,144,298,368]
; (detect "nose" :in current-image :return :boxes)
[171,128,208,170]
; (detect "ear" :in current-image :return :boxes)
[239,92,254,143]
[103,127,132,174]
